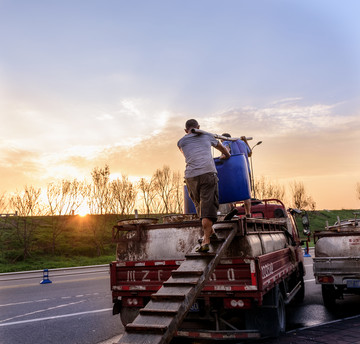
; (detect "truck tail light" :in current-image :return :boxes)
[318,276,334,283]
[122,297,144,307]
[224,298,251,309]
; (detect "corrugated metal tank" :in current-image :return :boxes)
[315,234,360,257]
[315,220,360,257]
[116,220,288,261]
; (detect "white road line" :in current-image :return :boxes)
[0,299,49,307]
[0,308,112,327]
[0,300,86,323]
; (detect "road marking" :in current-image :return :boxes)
[0,299,49,307]
[0,300,86,323]
[0,308,112,327]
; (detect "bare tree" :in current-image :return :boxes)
[254,176,286,201]
[168,171,183,213]
[47,179,87,216]
[138,177,158,214]
[9,186,43,216]
[153,165,182,214]
[88,165,111,214]
[110,175,138,215]
[46,179,88,254]
[290,181,316,211]
[0,193,8,214]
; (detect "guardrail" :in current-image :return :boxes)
[0,264,109,282]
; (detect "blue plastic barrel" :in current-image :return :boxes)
[214,154,251,204]
[183,185,197,214]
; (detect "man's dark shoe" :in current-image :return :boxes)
[224,208,239,220]
[198,232,218,244]
[195,244,210,253]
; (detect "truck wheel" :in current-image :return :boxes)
[120,307,140,327]
[246,290,286,337]
[270,291,286,337]
[322,285,336,308]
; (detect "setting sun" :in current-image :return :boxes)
[76,205,90,217]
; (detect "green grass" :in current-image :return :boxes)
[295,209,360,247]
[0,255,117,273]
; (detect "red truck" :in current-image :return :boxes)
[110,198,309,342]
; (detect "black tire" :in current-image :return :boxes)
[120,307,140,326]
[246,289,286,337]
[322,284,336,308]
[271,291,286,337]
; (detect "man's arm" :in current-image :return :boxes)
[215,141,231,159]
[241,136,252,157]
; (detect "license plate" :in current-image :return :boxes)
[346,279,360,288]
[189,302,199,312]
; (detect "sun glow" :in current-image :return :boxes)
[76,204,90,217]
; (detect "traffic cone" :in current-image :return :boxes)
[40,269,52,284]
[303,247,311,257]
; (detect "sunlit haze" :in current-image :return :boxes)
[0,1,359,210]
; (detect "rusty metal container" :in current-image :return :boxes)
[315,219,360,258]
[114,218,288,262]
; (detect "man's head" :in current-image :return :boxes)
[221,133,231,142]
[185,119,199,133]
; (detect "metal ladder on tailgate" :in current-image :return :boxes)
[118,221,239,344]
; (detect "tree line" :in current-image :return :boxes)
[0,165,183,217]
[1,165,359,217]
[8,165,358,218]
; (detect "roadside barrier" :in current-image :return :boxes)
[303,247,312,257]
[0,264,109,282]
[40,269,52,284]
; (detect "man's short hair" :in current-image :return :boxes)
[222,133,231,138]
[185,119,199,130]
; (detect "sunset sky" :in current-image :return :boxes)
[0,0,359,210]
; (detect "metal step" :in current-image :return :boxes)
[140,308,178,316]
[163,276,200,287]
[185,252,217,258]
[151,294,186,301]
[126,323,168,334]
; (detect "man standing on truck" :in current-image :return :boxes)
[177,119,230,252]
[221,133,252,217]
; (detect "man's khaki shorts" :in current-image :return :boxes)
[185,172,219,223]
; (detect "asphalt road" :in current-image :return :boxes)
[0,267,124,344]
[286,250,360,331]
[1,250,360,344]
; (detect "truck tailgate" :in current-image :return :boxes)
[313,257,360,279]
[110,257,258,296]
